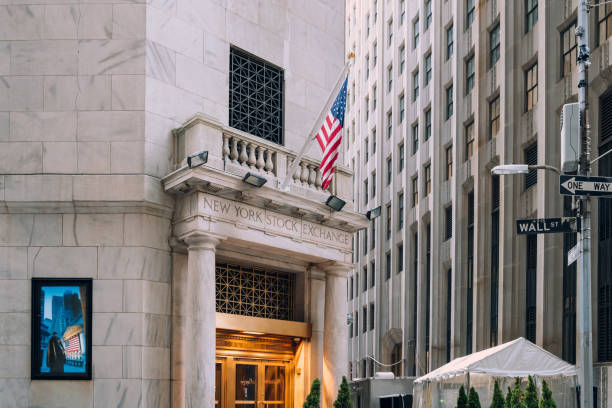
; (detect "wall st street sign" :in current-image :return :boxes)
[560,174,612,196]
[516,217,577,235]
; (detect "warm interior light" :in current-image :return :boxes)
[325,195,346,211]
[187,150,208,169]
[242,331,265,335]
[242,172,267,187]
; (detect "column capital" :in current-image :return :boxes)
[181,231,225,251]
[316,261,354,278]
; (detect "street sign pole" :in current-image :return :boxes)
[576,2,593,407]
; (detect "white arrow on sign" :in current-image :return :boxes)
[568,243,580,266]
[561,177,612,194]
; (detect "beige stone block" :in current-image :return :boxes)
[0,142,42,173]
[0,214,33,246]
[93,280,123,313]
[177,0,225,38]
[0,346,28,378]
[204,32,228,73]
[93,380,142,408]
[124,345,142,378]
[0,176,4,201]
[0,313,28,344]
[143,281,171,315]
[145,40,175,85]
[78,4,112,39]
[111,74,144,110]
[143,379,170,407]
[4,175,72,202]
[77,111,144,141]
[10,111,77,141]
[42,142,78,173]
[30,381,93,408]
[111,141,144,173]
[78,39,145,75]
[11,40,78,75]
[176,54,226,101]
[44,5,78,39]
[147,6,203,62]
[143,313,170,347]
[112,4,145,39]
[142,347,170,379]
[0,280,29,312]
[144,111,173,149]
[0,76,44,111]
[99,247,171,282]
[30,214,62,246]
[144,141,172,178]
[29,246,97,278]
[76,75,111,110]
[0,112,8,141]
[43,75,77,111]
[124,213,170,250]
[0,379,28,408]
[72,174,143,201]
[93,313,143,346]
[62,213,123,246]
[123,280,143,312]
[145,76,203,123]
[77,141,110,174]
[0,5,44,40]
[0,248,26,279]
[92,346,122,378]
[0,42,9,75]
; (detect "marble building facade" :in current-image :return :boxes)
[345,0,612,406]
[0,1,364,407]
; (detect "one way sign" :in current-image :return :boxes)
[560,175,612,196]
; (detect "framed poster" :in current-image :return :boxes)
[31,278,92,380]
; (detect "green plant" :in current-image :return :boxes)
[490,380,505,408]
[333,376,353,408]
[538,380,557,408]
[467,387,482,408]
[504,387,512,408]
[303,378,321,408]
[524,376,539,408]
[509,377,526,408]
[456,385,468,408]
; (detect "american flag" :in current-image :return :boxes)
[316,77,348,190]
[65,335,81,353]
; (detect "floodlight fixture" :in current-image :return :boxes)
[187,150,208,169]
[242,172,267,187]
[366,206,382,220]
[325,195,346,212]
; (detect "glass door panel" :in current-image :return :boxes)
[263,365,285,407]
[215,363,222,407]
[235,364,257,408]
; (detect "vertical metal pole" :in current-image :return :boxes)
[577,2,593,408]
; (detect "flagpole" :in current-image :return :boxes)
[279,52,355,192]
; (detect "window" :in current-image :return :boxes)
[229,48,284,144]
[372,85,377,111]
[490,96,500,138]
[388,65,393,92]
[561,22,577,77]
[350,276,353,300]
[411,232,418,375]
[413,70,420,101]
[425,53,432,85]
[371,219,376,249]
[386,203,391,240]
[465,122,474,161]
[399,94,405,123]
[526,0,538,33]
[425,109,431,140]
[388,20,393,46]
[366,13,370,37]
[491,175,500,346]
[362,305,367,333]
[425,0,432,30]
[385,252,391,280]
[365,96,369,121]
[365,55,370,79]
[398,192,404,229]
[387,111,393,138]
[365,139,369,162]
[466,0,475,29]
[466,191,474,355]
[400,0,406,24]
[597,136,612,361]
[425,224,431,356]
[412,176,419,207]
[399,45,406,73]
[526,235,537,342]
[354,311,359,336]
[445,145,453,180]
[445,205,453,240]
[446,24,454,60]
[372,128,377,152]
[387,157,392,185]
[446,85,454,120]
[397,243,404,272]
[446,268,452,362]
[413,18,420,48]
[371,171,376,198]
[363,267,368,292]
[374,0,377,22]
[490,24,500,67]
[524,142,538,189]
[398,143,405,172]
[369,303,375,330]
[466,55,475,94]
[364,180,369,205]
[412,123,419,154]
[598,2,612,45]
[363,228,368,254]
[424,164,431,196]
[373,42,377,67]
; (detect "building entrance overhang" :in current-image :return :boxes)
[216,313,311,340]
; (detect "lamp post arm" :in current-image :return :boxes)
[528,164,561,174]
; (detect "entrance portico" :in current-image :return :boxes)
[164,115,367,408]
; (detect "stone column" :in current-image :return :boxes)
[183,232,223,408]
[308,268,326,385]
[321,262,351,408]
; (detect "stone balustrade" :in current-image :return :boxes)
[173,113,353,201]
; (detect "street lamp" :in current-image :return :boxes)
[491,164,560,175]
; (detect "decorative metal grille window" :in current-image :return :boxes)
[229,48,284,145]
[215,263,294,321]
[524,142,538,189]
[445,205,453,240]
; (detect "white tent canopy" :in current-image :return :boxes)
[415,337,577,384]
